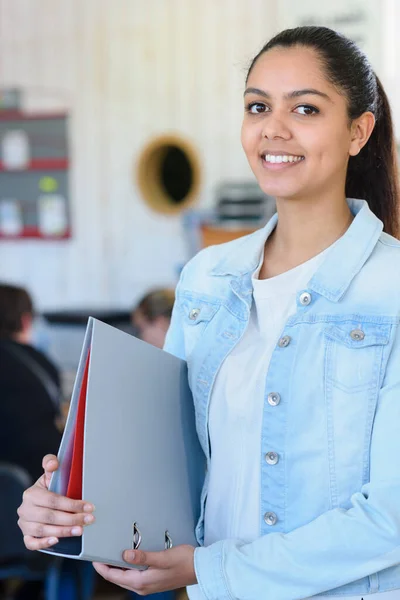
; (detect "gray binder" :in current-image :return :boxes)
[41,317,204,568]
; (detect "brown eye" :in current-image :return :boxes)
[248,103,267,114]
[294,105,319,116]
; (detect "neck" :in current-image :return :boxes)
[260,192,353,279]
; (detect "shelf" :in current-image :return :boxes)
[0,158,69,171]
[0,226,71,240]
[0,111,68,121]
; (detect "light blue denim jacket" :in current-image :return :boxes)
[164,199,400,600]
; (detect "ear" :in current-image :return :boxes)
[349,111,375,156]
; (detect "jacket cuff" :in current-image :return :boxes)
[194,541,233,600]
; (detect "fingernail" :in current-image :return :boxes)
[83,504,95,512]
[71,527,82,535]
[84,514,94,524]
[48,537,58,545]
[124,550,135,562]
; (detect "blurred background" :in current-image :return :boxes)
[0,0,399,598]
[0,0,398,373]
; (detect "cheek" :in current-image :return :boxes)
[240,125,248,154]
[305,126,351,169]
[241,121,257,158]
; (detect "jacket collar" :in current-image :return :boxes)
[210,199,383,303]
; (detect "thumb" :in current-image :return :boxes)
[41,454,59,488]
[123,549,171,569]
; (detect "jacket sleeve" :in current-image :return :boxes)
[163,265,186,361]
[194,323,400,600]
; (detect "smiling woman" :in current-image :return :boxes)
[241,27,398,239]
[16,26,400,600]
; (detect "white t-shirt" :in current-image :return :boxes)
[187,247,331,600]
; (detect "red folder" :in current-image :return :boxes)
[66,351,90,499]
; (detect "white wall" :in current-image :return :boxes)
[275,0,400,135]
[0,0,397,311]
[0,0,278,310]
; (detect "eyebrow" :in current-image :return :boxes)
[244,87,332,102]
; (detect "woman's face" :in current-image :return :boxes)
[241,46,360,202]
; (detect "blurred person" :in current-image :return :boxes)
[0,283,62,482]
[131,288,175,348]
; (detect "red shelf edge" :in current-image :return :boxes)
[0,158,69,171]
[0,226,72,240]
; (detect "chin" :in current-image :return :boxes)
[253,169,300,197]
[257,180,303,200]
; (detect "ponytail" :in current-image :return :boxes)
[346,77,400,237]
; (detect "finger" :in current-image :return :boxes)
[19,519,84,539]
[21,487,95,515]
[123,549,168,569]
[18,504,95,527]
[24,535,59,551]
[42,454,58,470]
[42,454,58,483]
[92,563,146,591]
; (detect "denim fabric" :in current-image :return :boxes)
[164,199,400,599]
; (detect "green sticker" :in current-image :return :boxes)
[39,176,58,193]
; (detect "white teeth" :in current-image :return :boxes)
[263,154,303,164]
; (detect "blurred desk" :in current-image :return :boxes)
[200,224,256,248]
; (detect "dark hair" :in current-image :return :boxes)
[0,283,33,338]
[247,26,400,238]
[133,288,175,322]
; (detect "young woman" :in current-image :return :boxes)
[17,26,400,599]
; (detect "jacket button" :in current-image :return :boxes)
[350,329,365,341]
[267,392,281,406]
[299,292,312,306]
[278,335,291,348]
[265,451,279,465]
[264,512,277,526]
[189,308,201,320]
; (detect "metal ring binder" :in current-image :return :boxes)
[132,522,142,550]
[164,530,173,550]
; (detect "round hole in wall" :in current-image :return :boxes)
[137,135,201,215]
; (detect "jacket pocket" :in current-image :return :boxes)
[178,292,221,359]
[325,321,391,393]
[324,321,392,507]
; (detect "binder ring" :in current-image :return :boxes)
[164,530,173,550]
[132,522,142,550]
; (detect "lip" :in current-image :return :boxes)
[260,150,304,157]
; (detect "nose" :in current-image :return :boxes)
[262,112,291,140]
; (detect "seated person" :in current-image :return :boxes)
[0,283,62,482]
[131,288,175,349]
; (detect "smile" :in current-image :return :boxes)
[263,154,305,164]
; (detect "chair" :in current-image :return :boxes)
[0,462,95,600]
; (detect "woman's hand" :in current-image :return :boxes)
[17,454,95,550]
[93,544,197,595]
